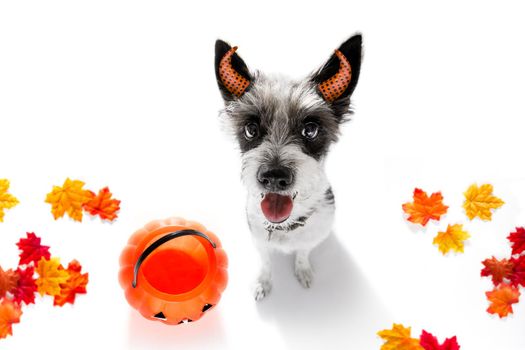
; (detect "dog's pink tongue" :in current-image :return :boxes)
[261,193,293,223]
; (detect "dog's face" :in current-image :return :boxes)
[215,35,362,225]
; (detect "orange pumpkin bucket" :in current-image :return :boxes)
[118,217,228,324]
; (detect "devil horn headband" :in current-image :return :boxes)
[318,49,352,102]
[219,46,250,97]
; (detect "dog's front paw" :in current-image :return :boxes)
[295,266,313,288]
[253,280,272,301]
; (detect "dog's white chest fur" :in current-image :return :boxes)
[245,180,335,301]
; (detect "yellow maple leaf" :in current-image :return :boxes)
[45,178,93,221]
[433,224,470,255]
[0,179,19,222]
[463,183,504,221]
[35,257,70,296]
[377,324,424,350]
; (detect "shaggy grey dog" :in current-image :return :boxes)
[214,34,362,300]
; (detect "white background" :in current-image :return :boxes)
[1,1,524,349]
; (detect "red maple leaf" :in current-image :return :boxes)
[16,232,51,266]
[508,227,525,256]
[420,330,460,350]
[510,255,525,288]
[11,266,37,305]
[83,187,120,221]
[481,257,515,286]
[53,260,89,307]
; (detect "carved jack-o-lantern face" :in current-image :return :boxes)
[119,217,228,325]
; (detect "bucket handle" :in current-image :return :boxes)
[132,229,216,288]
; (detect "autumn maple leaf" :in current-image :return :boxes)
[419,330,460,350]
[486,283,521,318]
[0,267,19,298]
[463,184,504,221]
[54,260,89,307]
[507,227,525,256]
[11,266,37,305]
[378,324,424,350]
[481,257,514,286]
[83,187,121,221]
[35,257,69,296]
[509,255,525,288]
[45,178,93,221]
[433,224,470,255]
[0,179,19,223]
[16,232,51,266]
[0,299,22,339]
[402,189,448,226]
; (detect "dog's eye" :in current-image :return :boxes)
[244,122,259,140]
[302,122,319,140]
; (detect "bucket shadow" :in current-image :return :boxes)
[127,306,227,349]
[256,234,391,349]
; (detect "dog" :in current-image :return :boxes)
[214,34,362,300]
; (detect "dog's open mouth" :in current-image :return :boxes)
[260,193,293,223]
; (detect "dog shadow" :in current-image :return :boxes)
[256,234,391,349]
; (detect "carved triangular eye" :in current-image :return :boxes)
[153,312,166,320]
[202,303,213,312]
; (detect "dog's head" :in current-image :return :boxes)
[215,35,362,225]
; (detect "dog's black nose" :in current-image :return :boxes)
[257,166,294,191]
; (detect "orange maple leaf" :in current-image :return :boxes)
[0,299,22,339]
[486,283,521,318]
[83,187,121,221]
[45,178,93,222]
[402,188,448,226]
[377,324,424,350]
[35,257,70,296]
[54,260,89,306]
[0,267,19,298]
